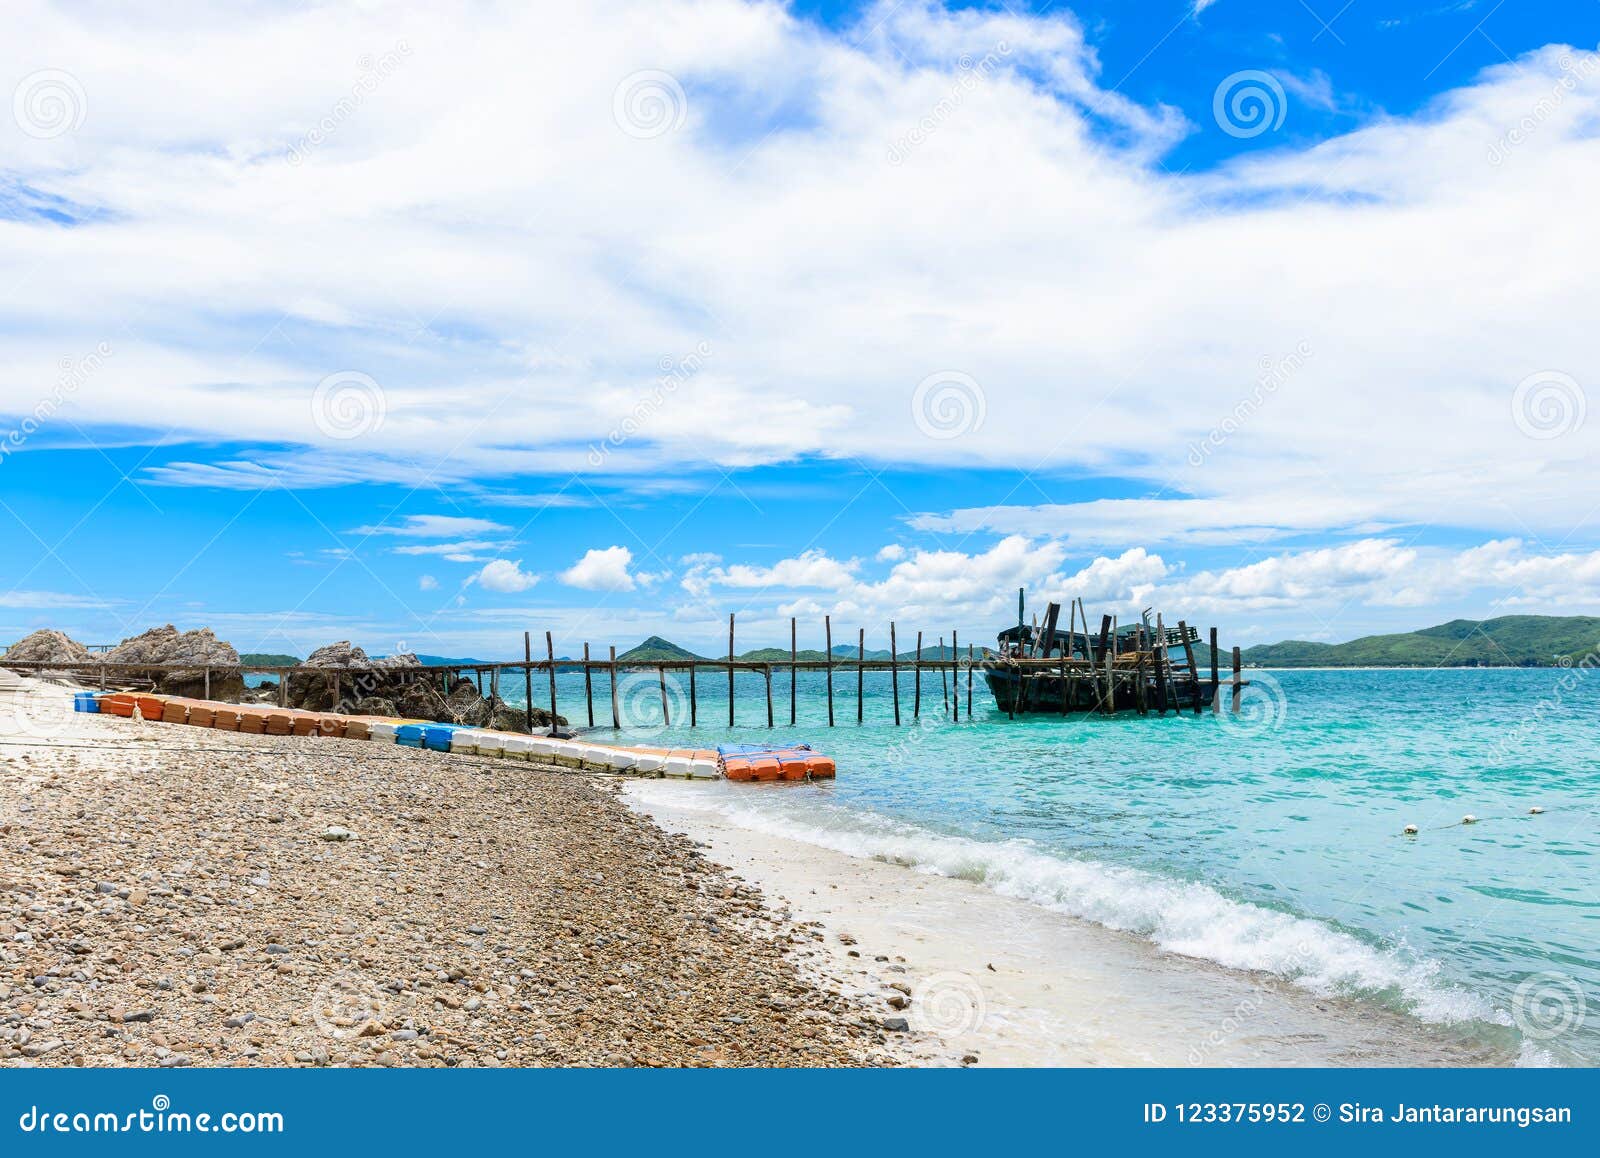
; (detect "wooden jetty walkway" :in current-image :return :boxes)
[1,601,1249,731]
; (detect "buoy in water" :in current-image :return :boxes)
[1403,824,1419,835]
[1462,814,1478,825]
[1530,806,1545,815]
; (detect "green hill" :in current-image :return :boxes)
[617,636,707,663]
[240,652,300,666]
[1241,615,1600,668]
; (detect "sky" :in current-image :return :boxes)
[2,0,1599,659]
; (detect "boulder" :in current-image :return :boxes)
[3,628,92,667]
[287,642,425,712]
[285,641,564,731]
[102,626,244,700]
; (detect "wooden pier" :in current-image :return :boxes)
[2,602,1248,731]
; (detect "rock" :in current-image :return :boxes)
[288,642,424,714]
[881,1017,909,1032]
[4,629,91,666]
[320,827,355,842]
[22,1039,64,1057]
[122,1010,155,1023]
[102,625,245,700]
[961,1053,979,1065]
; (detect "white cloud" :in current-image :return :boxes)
[349,515,511,538]
[392,539,513,557]
[876,544,907,562]
[418,574,438,591]
[1044,547,1170,604]
[473,559,539,593]
[2,3,1596,547]
[560,546,637,592]
[0,589,111,609]
[707,550,860,591]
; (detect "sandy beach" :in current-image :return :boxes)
[624,781,1509,1068]
[0,677,895,1068]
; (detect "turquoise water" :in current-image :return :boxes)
[542,666,1599,1064]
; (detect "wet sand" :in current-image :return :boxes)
[625,781,1511,1067]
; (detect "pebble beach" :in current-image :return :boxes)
[0,679,900,1068]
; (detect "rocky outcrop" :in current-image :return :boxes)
[286,641,563,731]
[3,628,92,666]
[102,625,244,700]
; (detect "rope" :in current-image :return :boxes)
[1396,803,1600,837]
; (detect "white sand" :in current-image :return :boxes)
[624,782,1504,1068]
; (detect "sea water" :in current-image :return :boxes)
[525,665,1600,1064]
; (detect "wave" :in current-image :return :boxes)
[627,781,1507,1032]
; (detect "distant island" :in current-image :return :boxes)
[1238,615,1600,668]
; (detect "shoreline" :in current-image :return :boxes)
[623,782,1513,1068]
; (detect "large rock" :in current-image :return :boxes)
[102,626,244,700]
[285,640,564,730]
[4,628,92,666]
[287,642,426,712]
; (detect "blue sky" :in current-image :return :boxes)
[3,0,1599,658]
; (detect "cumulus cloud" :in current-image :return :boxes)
[418,574,438,591]
[560,546,637,592]
[473,559,539,593]
[2,1,1595,547]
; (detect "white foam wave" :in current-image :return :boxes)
[628,782,1501,1029]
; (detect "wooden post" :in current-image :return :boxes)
[857,628,865,725]
[1231,646,1242,714]
[825,615,835,727]
[689,663,697,727]
[545,631,558,729]
[524,633,535,732]
[789,618,797,727]
[890,622,901,726]
[608,645,620,728]
[203,666,210,699]
[583,643,595,728]
[764,664,773,728]
[951,630,959,722]
[476,668,483,696]
[1209,627,1220,712]
[1095,615,1112,713]
[940,636,950,714]
[1178,620,1202,715]
[279,670,288,708]
[914,631,922,719]
[728,613,736,728]
[658,666,670,726]
[967,644,974,716]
